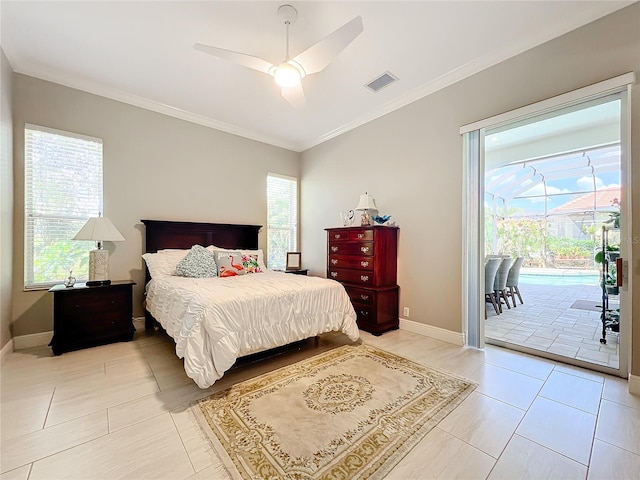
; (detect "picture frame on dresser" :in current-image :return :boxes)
[286,252,302,270]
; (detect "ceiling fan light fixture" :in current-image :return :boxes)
[273,63,302,87]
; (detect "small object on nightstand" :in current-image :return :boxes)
[63,270,76,287]
[285,269,308,275]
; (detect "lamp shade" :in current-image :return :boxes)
[73,216,125,242]
[355,193,378,211]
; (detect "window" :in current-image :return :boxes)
[266,174,297,270]
[24,124,103,289]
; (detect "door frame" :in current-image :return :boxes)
[461,73,634,377]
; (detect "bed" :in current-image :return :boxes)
[141,219,359,388]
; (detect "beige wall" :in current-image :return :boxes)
[301,4,640,375]
[1,49,14,350]
[12,75,299,337]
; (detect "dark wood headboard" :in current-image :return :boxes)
[141,220,262,253]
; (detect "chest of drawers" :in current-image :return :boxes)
[326,226,399,335]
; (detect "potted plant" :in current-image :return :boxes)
[604,265,619,295]
[606,244,620,262]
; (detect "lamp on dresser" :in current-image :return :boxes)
[354,192,378,226]
[73,214,125,286]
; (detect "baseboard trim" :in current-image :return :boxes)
[1,338,14,365]
[399,318,466,346]
[13,331,53,350]
[629,374,640,395]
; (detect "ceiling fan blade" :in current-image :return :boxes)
[194,43,274,74]
[292,16,363,75]
[281,82,306,108]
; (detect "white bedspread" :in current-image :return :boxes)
[145,271,359,388]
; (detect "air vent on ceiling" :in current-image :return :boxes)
[365,71,398,92]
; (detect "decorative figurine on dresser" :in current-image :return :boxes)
[326,226,399,335]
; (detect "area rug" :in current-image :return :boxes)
[189,343,477,480]
[571,299,603,312]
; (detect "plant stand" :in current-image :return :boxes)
[599,226,620,344]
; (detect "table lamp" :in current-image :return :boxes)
[354,192,378,226]
[73,215,125,286]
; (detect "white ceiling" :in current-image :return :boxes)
[1,1,633,152]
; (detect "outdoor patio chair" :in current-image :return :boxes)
[506,256,524,307]
[485,257,502,317]
[493,256,513,313]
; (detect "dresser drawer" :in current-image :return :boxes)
[328,268,375,285]
[352,302,377,325]
[328,230,349,242]
[349,229,373,241]
[328,255,373,270]
[344,286,374,305]
[328,242,374,256]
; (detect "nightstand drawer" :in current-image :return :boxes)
[63,310,128,337]
[60,293,125,318]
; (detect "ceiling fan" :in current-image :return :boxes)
[194,4,363,107]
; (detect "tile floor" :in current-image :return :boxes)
[1,323,639,479]
[485,282,620,369]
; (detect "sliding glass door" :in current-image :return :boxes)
[462,75,632,377]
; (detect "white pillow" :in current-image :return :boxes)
[142,250,188,278]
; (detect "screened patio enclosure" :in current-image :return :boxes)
[485,143,621,269]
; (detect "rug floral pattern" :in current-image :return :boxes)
[192,343,477,480]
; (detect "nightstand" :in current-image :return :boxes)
[49,280,136,355]
[285,269,308,275]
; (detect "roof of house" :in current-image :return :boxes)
[549,188,620,214]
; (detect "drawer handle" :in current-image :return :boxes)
[360,294,369,300]
[360,246,369,253]
[331,246,338,253]
[360,261,369,267]
[334,234,341,239]
[360,275,369,282]
[331,259,338,265]
[357,233,364,239]
[331,272,338,278]
[360,310,369,316]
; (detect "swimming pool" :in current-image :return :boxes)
[519,273,600,286]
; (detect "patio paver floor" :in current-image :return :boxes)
[485,282,620,369]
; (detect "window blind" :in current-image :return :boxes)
[24,124,103,289]
[266,174,298,270]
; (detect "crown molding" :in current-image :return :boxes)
[301,5,632,150]
[11,62,304,153]
[8,3,630,154]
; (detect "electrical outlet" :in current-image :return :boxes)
[403,307,409,317]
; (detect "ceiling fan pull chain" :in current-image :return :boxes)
[285,20,290,60]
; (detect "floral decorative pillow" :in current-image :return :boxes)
[242,254,263,274]
[175,245,218,278]
[214,251,246,277]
